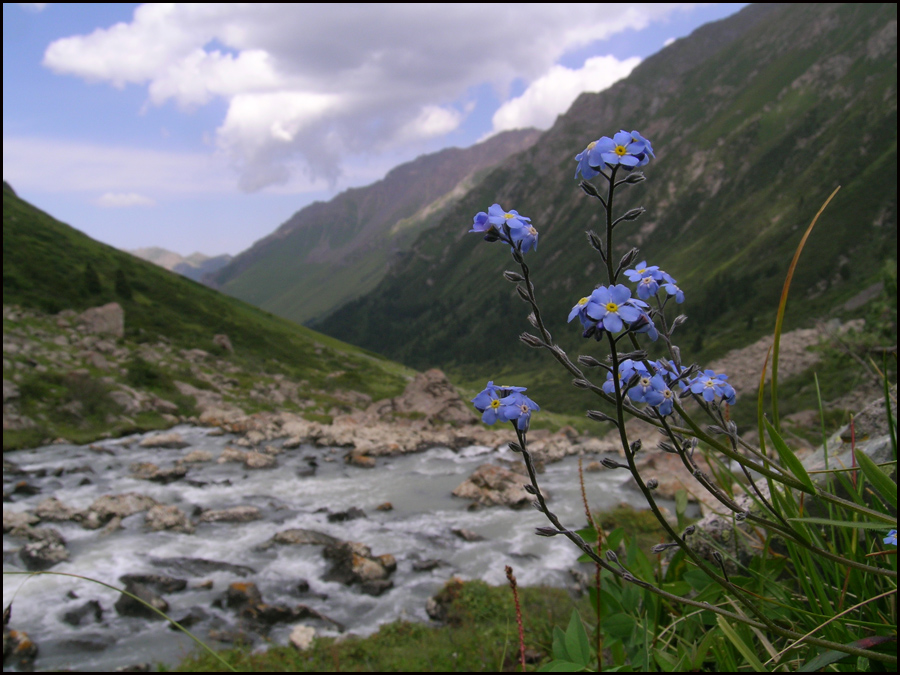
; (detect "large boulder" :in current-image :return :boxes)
[366,369,477,425]
[76,302,124,338]
[452,463,534,509]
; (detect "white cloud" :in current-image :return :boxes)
[490,55,641,134]
[42,4,694,190]
[664,37,677,47]
[95,192,156,208]
[18,4,47,12]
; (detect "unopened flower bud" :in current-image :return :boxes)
[587,230,605,255]
[508,442,522,453]
[683,526,696,537]
[577,355,602,367]
[652,543,679,554]
[519,332,544,348]
[646,478,659,489]
[580,180,602,198]
[527,312,538,327]
[601,457,626,470]
[630,439,642,453]
[618,247,639,271]
[672,315,688,329]
[735,511,749,521]
[622,207,645,221]
[503,270,525,283]
[618,350,647,361]
[535,527,559,537]
[572,378,591,389]
[624,171,646,184]
[658,442,677,454]
[516,285,531,302]
[605,550,618,563]
[524,483,537,495]
[586,410,615,423]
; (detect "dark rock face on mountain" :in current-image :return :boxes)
[314,3,897,414]
[209,128,542,323]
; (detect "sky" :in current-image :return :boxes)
[3,3,747,258]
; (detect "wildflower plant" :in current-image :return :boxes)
[466,129,897,670]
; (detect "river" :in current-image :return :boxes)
[3,425,648,671]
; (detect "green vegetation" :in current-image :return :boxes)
[172,579,591,672]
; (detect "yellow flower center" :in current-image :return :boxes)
[605,302,619,313]
[504,213,516,220]
[490,399,501,409]
[587,141,597,150]
[614,145,628,157]
[577,297,589,306]
[663,390,673,399]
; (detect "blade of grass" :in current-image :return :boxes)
[771,186,841,431]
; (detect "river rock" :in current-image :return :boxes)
[289,624,316,651]
[182,449,213,463]
[138,432,189,449]
[62,600,104,627]
[327,507,366,523]
[15,527,69,570]
[120,574,187,594]
[130,462,188,483]
[243,451,276,469]
[114,580,168,620]
[76,302,124,338]
[225,581,263,610]
[452,464,534,509]
[34,497,80,522]
[322,541,396,593]
[82,493,158,529]
[261,528,340,549]
[2,510,38,532]
[197,506,262,523]
[2,627,38,670]
[145,505,194,533]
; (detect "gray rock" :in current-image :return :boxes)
[2,510,39,533]
[139,432,189,449]
[145,505,195,533]
[114,581,168,620]
[76,303,124,338]
[197,506,262,523]
[452,463,535,509]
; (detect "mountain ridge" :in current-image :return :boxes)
[208,128,542,323]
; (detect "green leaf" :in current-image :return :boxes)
[854,450,898,509]
[798,636,897,672]
[552,625,570,662]
[601,613,636,640]
[564,610,591,667]
[788,517,897,529]
[683,569,713,592]
[537,660,588,672]
[765,416,816,492]
[716,616,767,672]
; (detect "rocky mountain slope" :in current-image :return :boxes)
[2,182,416,449]
[314,3,897,416]
[208,128,542,323]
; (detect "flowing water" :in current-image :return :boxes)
[3,425,648,671]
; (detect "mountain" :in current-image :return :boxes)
[129,246,233,283]
[2,181,413,448]
[209,128,542,323]
[313,3,897,416]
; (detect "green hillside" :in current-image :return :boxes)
[212,129,541,324]
[314,3,898,415]
[3,181,412,448]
